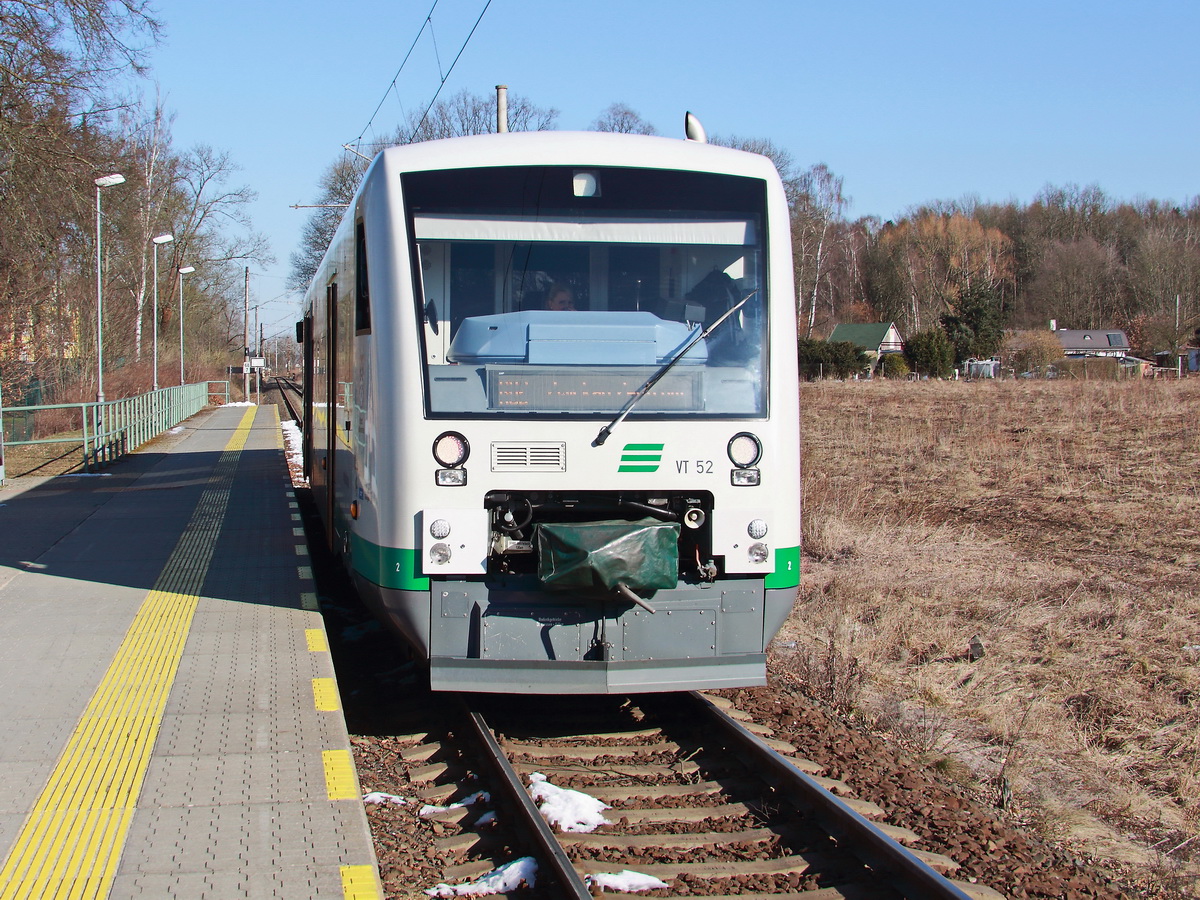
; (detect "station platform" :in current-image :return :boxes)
[0,404,382,900]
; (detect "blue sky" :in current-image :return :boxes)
[144,0,1199,338]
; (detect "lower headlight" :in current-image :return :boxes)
[731,468,760,486]
[436,468,467,486]
[748,542,769,564]
[429,543,452,565]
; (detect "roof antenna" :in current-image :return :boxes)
[496,84,509,133]
[684,112,707,143]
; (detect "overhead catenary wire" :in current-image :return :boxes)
[406,0,493,143]
[355,0,441,145]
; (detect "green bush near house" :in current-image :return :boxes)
[879,353,910,379]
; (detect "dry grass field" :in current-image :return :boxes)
[780,377,1200,889]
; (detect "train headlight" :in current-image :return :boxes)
[731,468,760,486]
[727,432,762,468]
[429,542,452,565]
[429,518,451,539]
[748,542,769,564]
[435,468,467,487]
[433,432,470,467]
[747,519,768,539]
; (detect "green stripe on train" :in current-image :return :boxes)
[350,533,799,591]
[766,546,801,589]
[351,533,430,591]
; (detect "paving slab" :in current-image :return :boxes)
[0,404,381,899]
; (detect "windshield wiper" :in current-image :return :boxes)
[592,290,757,447]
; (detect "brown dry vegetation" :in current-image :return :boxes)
[781,377,1200,890]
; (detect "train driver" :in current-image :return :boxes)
[545,284,576,311]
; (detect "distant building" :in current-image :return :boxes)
[1053,329,1130,358]
[828,322,905,356]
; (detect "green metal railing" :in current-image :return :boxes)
[0,381,231,481]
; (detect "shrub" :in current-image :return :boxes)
[1003,329,1064,375]
[798,338,868,380]
[879,353,910,379]
[904,328,955,378]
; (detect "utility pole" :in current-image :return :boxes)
[255,312,262,404]
[243,267,250,401]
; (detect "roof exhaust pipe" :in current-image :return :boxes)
[496,84,509,133]
[684,111,707,143]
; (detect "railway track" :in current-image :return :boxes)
[271,375,303,424]
[382,691,1003,899]
[269,372,995,897]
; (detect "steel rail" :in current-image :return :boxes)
[460,703,593,899]
[685,691,976,900]
[273,377,302,424]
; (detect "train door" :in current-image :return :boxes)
[301,313,313,481]
[324,281,338,551]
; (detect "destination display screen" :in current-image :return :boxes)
[487,368,700,412]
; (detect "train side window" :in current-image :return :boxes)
[355,220,371,334]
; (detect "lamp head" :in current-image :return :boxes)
[153,233,174,245]
[95,173,125,188]
[178,265,195,274]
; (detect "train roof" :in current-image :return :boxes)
[371,131,783,181]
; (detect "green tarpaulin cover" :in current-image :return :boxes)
[536,518,680,593]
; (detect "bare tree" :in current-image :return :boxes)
[404,88,557,144]
[119,96,175,361]
[590,103,656,134]
[291,90,558,291]
[793,164,847,336]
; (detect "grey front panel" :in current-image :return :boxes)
[429,655,768,694]
[429,579,767,664]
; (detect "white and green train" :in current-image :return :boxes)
[299,128,800,693]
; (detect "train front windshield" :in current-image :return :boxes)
[405,165,769,418]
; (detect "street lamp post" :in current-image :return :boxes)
[178,265,195,385]
[94,173,126,403]
[151,233,174,391]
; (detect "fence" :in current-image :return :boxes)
[0,381,231,484]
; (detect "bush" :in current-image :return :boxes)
[1003,329,1064,375]
[879,353,910,379]
[904,328,955,378]
[798,338,868,380]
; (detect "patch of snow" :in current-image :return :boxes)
[424,856,537,897]
[363,791,406,806]
[527,772,610,833]
[224,401,256,407]
[586,870,670,892]
[419,790,490,818]
[280,419,304,469]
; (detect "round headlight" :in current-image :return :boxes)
[433,432,470,468]
[429,543,452,565]
[728,432,762,468]
[748,542,769,564]
[429,518,451,539]
[747,519,768,539]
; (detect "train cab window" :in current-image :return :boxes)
[405,165,769,419]
[354,220,371,334]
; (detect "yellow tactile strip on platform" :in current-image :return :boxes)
[0,406,257,900]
